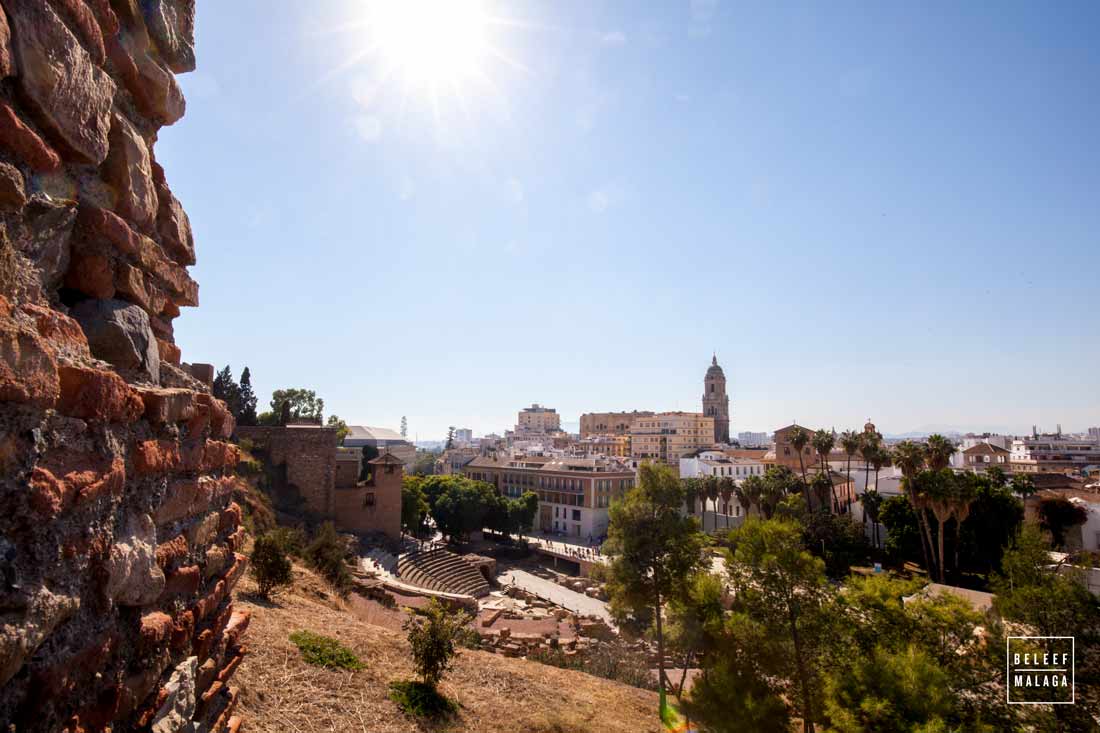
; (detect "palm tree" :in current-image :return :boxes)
[839,430,861,508]
[742,474,764,518]
[919,470,955,583]
[861,489,883,548]
[924,434,955,471]
[891,440,936,579]
[811,471,833,512]
[871,446,890,493]
[951,474,978,579]
[788,426,810,485]
[812,429,838,511]
[719,477,735,529]
[681,477,701,517]
[733,481,751,524]
[703,475,720,534]
[859,433,879,502]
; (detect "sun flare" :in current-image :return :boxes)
[365,0,492,90]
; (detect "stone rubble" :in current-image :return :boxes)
[0,1,245,732]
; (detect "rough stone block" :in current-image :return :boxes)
[156,533,189,568]
[135,385,195,424]
[150,655,197,733]
[106,512,165,606]
[20,303,91,358]
[0,99,61,171]
[21,196,77,290]
[72,298,160,383]
[139,611,173,652]
[64,252,116,299]
[162,563,200,599]
[0,313,60,408]
[157,337,181,365]
[142,0,195,73]
[0,586,80,687]
[0,6,12,77]
[103,112,158,230]
[133,438,181,476]
[57,364,144,422]
[0,161,26,210]
[50,0,107,65]
[2,0,115,163]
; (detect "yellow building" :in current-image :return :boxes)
[630,412,715,465]
[577,434,631,458]
[516,403,561,433]
[579,410,654,437]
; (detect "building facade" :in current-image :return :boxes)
[463,456,635,538]
[960,442,1011,473]
[575,434,631,458]
[332,453,403,539]
[630,412,715,465]
[453,428,474,445]
[1011,432,1100,473]
[516,404,561,433]
[702,355,731,444]
[580,410,655,437]
[771,424,818,472]
[737,431,770,448]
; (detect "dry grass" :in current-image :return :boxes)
[233,564,662,733]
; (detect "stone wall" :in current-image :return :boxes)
[235,425,338,517]
[0,2,247,732]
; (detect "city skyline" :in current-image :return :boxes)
[161,1,1100,439]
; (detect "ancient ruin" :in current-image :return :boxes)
[0,1,247,731]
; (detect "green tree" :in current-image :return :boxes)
[725,519,836,732]
[237,366,258,426]
[431,478,496,542]
[719,476,735,528]
[213,365,241,418]
[604,463,707,695]
[825,644,953,733]
[860,489,883,549]
[1010,472,1036,498]
[359,444,381,480]
[789,425,811,493]
[879,494,922,564]
[510,491,538,536]
[923,434,955,471]
[839,429,862,506]
[400,415,408,439]
[759,467,794,520]
[402,480,430,538]
[326,414,349,444]
[892,440,936,579]
[801,508,869,578]
[270,388,324,423]
[250,532,293,599]
[955,473,1023,578]
[445,426,455,450]
[304,521,351,592]
[741,474,765,518]
[1037,495,1088,549]
[703,475,719,533]
[403,598,471,686]
[811,429,837,511]
[681,477,702,516]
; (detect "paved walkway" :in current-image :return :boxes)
[498,569,613,625]
[518,532,610,565]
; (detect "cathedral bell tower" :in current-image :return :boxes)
[702,354,731,444]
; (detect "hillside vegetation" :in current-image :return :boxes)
[232,564,662,733]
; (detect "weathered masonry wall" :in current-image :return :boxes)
[0,2,248,732]
[235,426,339,517]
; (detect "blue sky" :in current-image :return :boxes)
[159,1,1100,440]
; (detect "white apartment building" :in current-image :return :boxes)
[737,431,771,448]
[453,428,473,444]
[1011,432,1100,473]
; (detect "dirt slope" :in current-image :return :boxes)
[232,566,662,733]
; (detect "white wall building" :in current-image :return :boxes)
[737,431,770,447]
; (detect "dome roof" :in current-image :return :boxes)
[706,354,725,379]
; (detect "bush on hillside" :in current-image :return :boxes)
[250,533,293,599]
[289,630,364,670]
[305,521,352,593]
[267,526,307,557]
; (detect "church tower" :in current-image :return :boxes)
[702,354,731,444]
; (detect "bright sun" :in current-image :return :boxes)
[365,0,491,90]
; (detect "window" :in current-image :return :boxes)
[572,509,581,521]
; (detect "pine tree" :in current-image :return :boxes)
[401,416,408,439]
[238,366,258,426]
[445,426,455,450]
[212,365,241,418]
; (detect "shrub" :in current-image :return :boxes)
[250,533,293,599]
[529,639,656,690]
[238,437,255,453]
[288,630,364,670]
[267,526,307,557]
[304,521,352,593]
[388,680,457,719]
[404,599,470,686]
